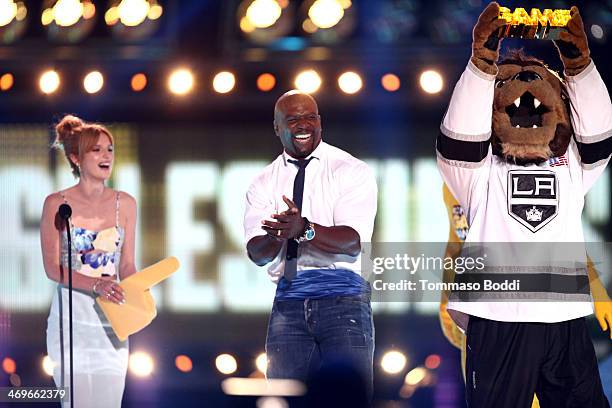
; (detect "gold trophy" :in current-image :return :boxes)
[497,7,571,40]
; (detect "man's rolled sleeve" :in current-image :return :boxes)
[333,163,377,243]
[244,180,274,245]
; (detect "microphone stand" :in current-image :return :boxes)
[59,204,74,408]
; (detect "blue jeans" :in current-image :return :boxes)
[265,293,374,399]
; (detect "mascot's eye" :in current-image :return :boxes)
[512,71,543,82]
[495,79,507,88]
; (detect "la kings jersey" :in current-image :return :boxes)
[437,61,612,330]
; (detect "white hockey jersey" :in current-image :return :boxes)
[438,60,612,330]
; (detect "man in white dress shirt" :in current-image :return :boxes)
[244,90,377,401]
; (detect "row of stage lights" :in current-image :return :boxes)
[1,348,441,399]
[0,0,352,45]
[238,0,356,45]
[0,0,161,27]
[0,0,162,43]
[241,0,350,30]
[0,68,446,96]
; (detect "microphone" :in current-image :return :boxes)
[59,204,72,220]
[58,202,74,408]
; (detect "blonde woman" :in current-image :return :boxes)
[40,115,137,407]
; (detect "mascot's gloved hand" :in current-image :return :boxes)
[439,298,464,349]
[594,299,612,340]
[471,2,506,76]
[587,258,612,340]
[553,6,591,76]
[588,274,612,339]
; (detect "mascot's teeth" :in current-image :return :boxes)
[514,97,521,108]
[515,125,520,128]
[534,98,541,108]
[532,125,538,128]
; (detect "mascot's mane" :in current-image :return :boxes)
[499,49,546,67]
[499,48,565,84]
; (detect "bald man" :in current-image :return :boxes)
[244,91,377,400]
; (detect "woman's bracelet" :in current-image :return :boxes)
[92,278,102,295]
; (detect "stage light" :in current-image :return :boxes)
[42,356,55,376]
[131,73,147,91]
[39,70,60,94]
[51,0,83,27]
[0,73,14,91]
[42,0,96,43]
[83,2,95,19]
[148,3,162,20]
[381,350,407,374]
[9,373,21,387]
[246,0,282,29]
[215,353,237,375]
[2,357,16,374]
[381,73,400,92]
[117,0,149,27]
[222,378,306,396]
[294,69,321,94]
[405,367,427,385]
[0,0,17,26]
[168,68,194,96]
[213,71,236,94]
[83,70,103,94]
[237,0,292,45]
[129,351,154,377]
[105,0,161,40]
[16,2,26,20]
[240,16,256,33]
[104,6,118,25]
[300,0,354,44]
[256,396,289,408]
[419,69,444,94]
[302,18,317,33]
[308,0,344,29]
[257,73,276,92]
[0,1,26,43]
[338,71,362,94]
[424,354,441,369]
[175,355,193,373]
[41,8,53,25]
[255,352,268,374]
[591,24,604,40]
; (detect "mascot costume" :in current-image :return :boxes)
[440,184,612,408]
[436,2,612,407]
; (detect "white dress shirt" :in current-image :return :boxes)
[244,141,377,282]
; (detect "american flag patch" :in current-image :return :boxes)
[548,155,568,167]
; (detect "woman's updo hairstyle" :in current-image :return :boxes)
[53,115,114,177]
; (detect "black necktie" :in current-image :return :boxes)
[284,158,313,281]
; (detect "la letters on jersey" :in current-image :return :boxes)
[507,170,558,232]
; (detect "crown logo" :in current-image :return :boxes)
[526,206,543,222]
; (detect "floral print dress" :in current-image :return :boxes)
[46,190,128,408]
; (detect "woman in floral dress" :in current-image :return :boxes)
[40,115,138,407]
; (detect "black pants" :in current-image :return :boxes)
[466,316,610,408]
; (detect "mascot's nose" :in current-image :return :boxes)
[513,70,543,83]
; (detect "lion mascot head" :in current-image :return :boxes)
[471,2,592,164]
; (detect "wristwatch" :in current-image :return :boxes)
[295,218,315,243]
